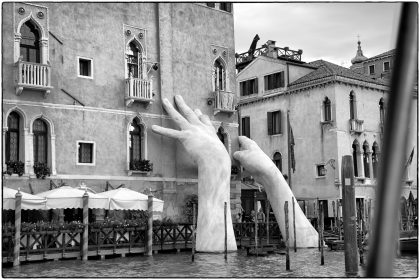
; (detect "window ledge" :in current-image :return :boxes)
[3,174,30,179]
[128,170,151,176]
[315,176,326,179]
[269,133,283,137]
[320,120,334,125]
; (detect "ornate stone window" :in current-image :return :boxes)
[127,116,147,172]
[20,20,40,63]
[33,118,48,164]
[126,40,144,79]
[213,58,226,91]
[372,142,380,178]
[6,112,21,162]
[363,141,370,178]
[350,91,357,120]
[323,97,332,122]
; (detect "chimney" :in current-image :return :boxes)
[266,40,278,59]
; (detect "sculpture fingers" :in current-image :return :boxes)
[162,98,190,129]
[174,95,201,125]
[238,136,258,150]
[151,125,185,139]
[196,111,213,126]
[233,150,249,163]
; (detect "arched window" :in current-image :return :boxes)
[20,21,40,63]
[323,97,331,122]
[379,98,385,124]
[126,41,143,78]
[33,118,48,163]
[372,142,379,178]
[352,140,359,177]
[6,112,20,162]
[350,91,356,120]
[273,152,282,172]
[363,141,370,178]
[214,59,226,91]
[129,121,142,167]
[217,127,225,144]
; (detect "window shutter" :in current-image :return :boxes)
[245,117,250,138]
[267,112,273,135]
[279,110,282,133]
[264,76,268,91]
[280,71,285,87]
[254,78,258,94]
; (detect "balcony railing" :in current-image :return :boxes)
[16,60,52,97]
[349,119,364,133]
[213,90,236,115]
[125,77,153,107]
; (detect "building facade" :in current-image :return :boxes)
[2,2,241,221]
[236,39,417,225]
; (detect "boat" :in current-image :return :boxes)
[399,230,418,253]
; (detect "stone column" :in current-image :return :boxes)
[27,132,34,176]
[40,39,49,64]
[23,128,30,174]
[14,33,21,63]
[50,134,57,175]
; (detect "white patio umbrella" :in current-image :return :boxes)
[99,187,164,212]
[36,186,109,209]
[3,187,47,210]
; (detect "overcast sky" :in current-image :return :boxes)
[234,2,402,67]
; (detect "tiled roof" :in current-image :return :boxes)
[289,59,388,87]
[366,49,395,61]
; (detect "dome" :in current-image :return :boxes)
[351,40,368,64]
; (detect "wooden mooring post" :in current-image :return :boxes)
[191,203,196,262]
[266,200,270,245]
[82,191,89,261]
[224,202,227,260]
[341,155,358,276]
[317,198,320,251]
[254,192,258,256]
[284,201,290,271]
[292,197,296,252]
[147,194,153,256]
[13,190,22,267]
[320,201,324,266]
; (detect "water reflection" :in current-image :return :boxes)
[3,249,417,278]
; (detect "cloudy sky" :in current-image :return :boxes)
[234,2,402,67]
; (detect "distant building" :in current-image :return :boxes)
[236,39,417,226]
[2,2,240,222]
[350,40,394,80]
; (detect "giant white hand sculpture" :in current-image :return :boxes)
[152,95,237,252]
[233,136,319,248]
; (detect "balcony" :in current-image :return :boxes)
[16,60,52,97]
[212,90,236,115]
[125,77,153,107]
[349,119,364,134]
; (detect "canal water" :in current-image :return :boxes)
[3,249,417,278]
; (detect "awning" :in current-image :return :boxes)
[36,186,109,209]
[3,187,47,210]
[99,187,164,212]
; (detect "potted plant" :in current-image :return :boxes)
[33,162,51,179]
[4,160,24,176]
[129,159,153,172]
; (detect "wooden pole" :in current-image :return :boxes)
[191,203,197,262]
[13,190,22,267]
[332,200,336,230]
[82,191,89,261]
[292,197,296,252]
[254,192,258,256]
[338,200,342,241]
[224,202,227,260]
[266,200,270,245]
[284,201,290,271]
[147,194,153,256]
[317,198,320,251]
[341,155,358,276]
[287,110,292,190]
[320,201,325,266]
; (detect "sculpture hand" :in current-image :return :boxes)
[152,95,230,168]
[233,136,278,180]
